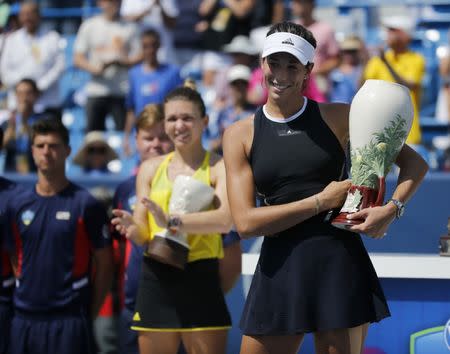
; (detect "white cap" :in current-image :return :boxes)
[223,35,258,56]
[262,32,315,65]
[381,15,415,36]
[202,51,228,71]
[227,65,251,83]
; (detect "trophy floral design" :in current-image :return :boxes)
[332,80,413,230]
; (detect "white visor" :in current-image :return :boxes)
[262,32,315,65]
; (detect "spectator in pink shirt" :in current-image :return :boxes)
[291,0,339,97]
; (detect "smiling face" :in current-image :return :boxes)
[164,99,207,150]
[262,52,309,100]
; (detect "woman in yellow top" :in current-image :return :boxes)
[112,86,233,354]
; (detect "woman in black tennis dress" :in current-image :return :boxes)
[223,21,428,354]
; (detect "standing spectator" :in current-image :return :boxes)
[1,78,43,173]
[363,16,425,145]
[72,131,119,176]
[0,2,65,119]
[250,0,284,29]
[123,29,181,155]
[173,0,204,67]
[4,119,113,354]
[73,0,142,132]
[121,0,179,65]
[329,36,365,103]
[0,126,18,354]
[291,0,340,97]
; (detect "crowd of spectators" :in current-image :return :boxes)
[0,0,449,177]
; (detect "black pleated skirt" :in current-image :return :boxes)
[240,217,390,335]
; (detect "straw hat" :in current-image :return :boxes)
[72,131,118,166]
[340,36,362,51]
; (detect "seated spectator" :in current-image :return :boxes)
[123,29,181,155]
[329,36,364,103]
[363,15,425,145]
[173,0,204,67]
[73,0,142,131]
[0,2,65,119]
[1,78,44,174]
[120,0,179,65]
[215,35,258,106]
[73,131,118,175]
[207,64,254,153]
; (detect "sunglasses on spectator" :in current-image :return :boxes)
[87,146,107,154]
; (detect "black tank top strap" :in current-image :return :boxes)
[307,100,347,162]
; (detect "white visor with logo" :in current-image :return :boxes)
[262,32,315,65]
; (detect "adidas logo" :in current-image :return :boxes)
[281,38,294,45]
[133,312,141,321]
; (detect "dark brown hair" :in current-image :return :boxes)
[31,119,69,146]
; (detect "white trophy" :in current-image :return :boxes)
[332,80,414,230]
[147,175,215,269]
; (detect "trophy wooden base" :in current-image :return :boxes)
[147,235,189,270]
[331,212,364,231]
[439,236,450,257]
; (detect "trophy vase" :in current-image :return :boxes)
[332,80,414,231]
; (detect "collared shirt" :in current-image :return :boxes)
[0,28,65,111]
[74,15,141,97]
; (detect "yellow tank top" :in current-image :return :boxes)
[146,152,224,262]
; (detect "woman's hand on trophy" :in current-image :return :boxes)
[111,209,139,241]
[347,205,396,238]
[318,180,352,210]
[141,197,169,228]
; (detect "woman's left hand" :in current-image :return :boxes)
[141,197,168,228]
[347,205,397,239]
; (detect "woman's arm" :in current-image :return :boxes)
[222,118,351,238]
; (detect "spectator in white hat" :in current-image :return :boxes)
[73,131,119,175]
[207,64,255,153]
[214,35,259,106]
[329,36,365,103]
[363,15,425,145]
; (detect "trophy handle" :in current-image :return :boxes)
[374,176,386,207]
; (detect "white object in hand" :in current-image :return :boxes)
[156,175,215,247]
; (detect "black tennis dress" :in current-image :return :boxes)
[240,98,390,335]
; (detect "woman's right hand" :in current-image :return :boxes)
[111,209,138,241]
[317,180,352,210]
